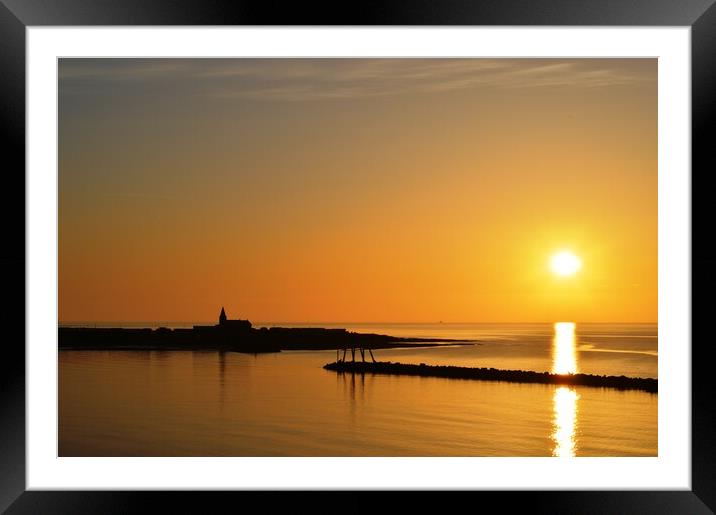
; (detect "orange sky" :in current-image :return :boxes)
[59,58,657,323]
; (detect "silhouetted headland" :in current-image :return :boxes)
[324,360,658,393]
[59,308,474,353]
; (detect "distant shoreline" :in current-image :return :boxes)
[58,325,475,353]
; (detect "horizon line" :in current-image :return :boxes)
[58,320,659,326]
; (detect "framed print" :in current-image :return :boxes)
[2,0,715,513]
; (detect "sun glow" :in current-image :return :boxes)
[550,251,582,277]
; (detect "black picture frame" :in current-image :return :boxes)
[2,1,714,513]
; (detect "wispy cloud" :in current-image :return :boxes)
[59,58,655,101]
[59,59,189,80]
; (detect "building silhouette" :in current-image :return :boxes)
[216,306,251,331]
[191,307,252,342]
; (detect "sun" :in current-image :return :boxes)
[550,251,582,277]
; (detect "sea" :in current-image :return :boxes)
[58,322,657,457]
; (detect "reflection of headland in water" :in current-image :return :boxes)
[58,307,474,353]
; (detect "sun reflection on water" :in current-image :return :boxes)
[552,386,579,457]
[552,322,577,375]
[551,322,579,457]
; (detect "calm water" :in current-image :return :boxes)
[59,323,657,456]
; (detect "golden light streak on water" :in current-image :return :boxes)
[552,322,577,375]
[551,322,579,456]
[552,386,580,457]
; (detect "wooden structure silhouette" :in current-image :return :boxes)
[336,341,377,363]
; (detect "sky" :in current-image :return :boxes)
[58,58,657,324]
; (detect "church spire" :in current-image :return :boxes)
[219,306,227,325]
